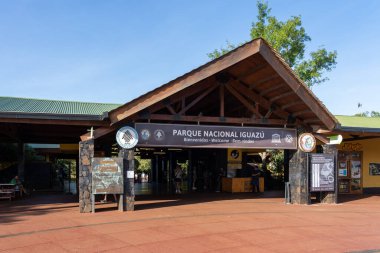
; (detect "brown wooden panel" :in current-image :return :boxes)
[258,41,337,130]
[109,40,261,123]
[147,114,286,125]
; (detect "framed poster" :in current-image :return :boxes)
[310,154,335,192]
[369,163,380,176]
[351,160,361,178]
[338,161,348,177]
[351,179,361,192]
[338,180,350,193]
[338,151,349,160]
[339,169,348,177]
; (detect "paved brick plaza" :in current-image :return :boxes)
[1,192,380,253]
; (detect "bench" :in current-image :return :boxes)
[0,184,16,201]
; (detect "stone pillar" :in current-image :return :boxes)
[321,144,338,204]
[79,140,94,213]
[289,149,309,204]
[119,149,135,211]
[17,142,25,180]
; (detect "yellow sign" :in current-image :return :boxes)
[340,143,363,151]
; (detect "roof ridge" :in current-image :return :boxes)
[0,96,122,106]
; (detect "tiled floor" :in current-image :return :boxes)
[1,192,380,252]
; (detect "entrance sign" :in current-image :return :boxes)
[310,154,335,192]
[116,126,139,149]
[92,158,124,194]
[298,133,316,152]
[135,123,297,149]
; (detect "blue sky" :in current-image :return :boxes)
[1,0,379,115]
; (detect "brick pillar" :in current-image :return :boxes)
[321,144,338,204]
[119,149,135,211]
[79,140,94,213]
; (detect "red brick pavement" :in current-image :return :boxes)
[1,192,380,253]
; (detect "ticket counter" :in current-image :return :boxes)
[222,177,264,193]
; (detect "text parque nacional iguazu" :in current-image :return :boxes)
[172,129,265,139]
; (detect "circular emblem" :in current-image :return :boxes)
[140,129,151,141]
[116,126,139,149]
[154,129,165,141]
[285,134,293,143]
[230,150,240,159]
[298,133,316,152]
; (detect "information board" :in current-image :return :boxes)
[310,154,335,192]
[92,158,124,194]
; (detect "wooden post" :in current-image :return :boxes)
[119,149,135,211]
[79,139,94,213]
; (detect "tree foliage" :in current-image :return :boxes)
[208,1,337,88]
[354,111,380,117]
[135,156,151,173]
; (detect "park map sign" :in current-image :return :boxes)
[310,154,335,192]
[92,158,123,194]
[135,123,297,149]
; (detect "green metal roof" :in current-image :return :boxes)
[1,97,379,131]
[335,115,380,129]
[0,97,121,116]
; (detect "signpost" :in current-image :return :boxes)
[91,158,124,213]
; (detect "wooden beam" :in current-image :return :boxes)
[314,134,329,144]
[225,83,263,118]
[259,82,285,97]
[148,114,287,125]
[229,78,290,121]
[80,124,119,141]
[269,91,294,103]
[238,64,267,80]
[136,81,215,117]
[303,118,322,124]
[220,84,225,117]
[179,83,219,115]
[250,74,279,89]
[281,101,304,111]
[165,105,176,115]
[292,109,312,117]
[109,40,261,123]
[264,107,273,119]
[258,40,337,130]
[181,97,186,111]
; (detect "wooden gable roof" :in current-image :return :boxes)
[83,38,338,141]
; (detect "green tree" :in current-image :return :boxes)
[135,157,151,173]
[354,102,380,117]
[354,111,380,117]
[208,1,337,88]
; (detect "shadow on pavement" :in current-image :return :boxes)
[2,190,378,224]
